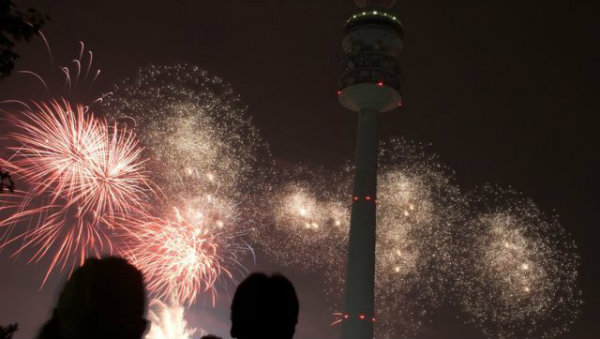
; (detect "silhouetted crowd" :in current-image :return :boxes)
[4,257,299,339]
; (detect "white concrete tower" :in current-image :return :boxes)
[338,0,403,338]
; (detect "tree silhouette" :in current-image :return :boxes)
[0,323,18,339]
[0,0,47,79]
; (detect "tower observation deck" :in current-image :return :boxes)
[337,0,403,338]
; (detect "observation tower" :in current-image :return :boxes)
[337,0,403,338]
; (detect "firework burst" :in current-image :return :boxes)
[454,186,582,338]
[103,64,267,210]
[0,99,151,282]
[254,165,349,271]
[123,202,252,306]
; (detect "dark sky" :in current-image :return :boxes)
[0,0,599,338]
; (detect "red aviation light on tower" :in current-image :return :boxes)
[377,81,384,88]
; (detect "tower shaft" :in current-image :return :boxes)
[338,6,403,338]
[342,108,378,338]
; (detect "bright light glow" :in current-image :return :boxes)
[146,297,202,339]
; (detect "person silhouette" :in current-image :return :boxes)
[37,257,148,339]
[230,273,299,339]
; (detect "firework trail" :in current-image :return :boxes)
[12,40,108,106]
[453,186,582,338]
[0,99,151,283]
[145,297,204,339]
[104,64,265,304]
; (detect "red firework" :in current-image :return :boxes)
[0,99,151,283]
[123,204,250,306]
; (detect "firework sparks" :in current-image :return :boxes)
[0,99,151,282]
[123,202,252,306]
[259,139,581,337]
[454,186,582,338]
[103,64,267,210]
[145,297,203,339]
[369,139,467,337]
[257,139,466,337]
[255,165,350,271]
[105,65,263,304]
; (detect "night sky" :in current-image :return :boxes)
[0,0,599,338]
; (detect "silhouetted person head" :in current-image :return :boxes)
[230,273,299,339]
[38,256,148,339]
